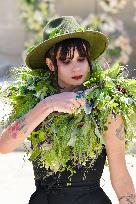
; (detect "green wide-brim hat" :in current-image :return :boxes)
[25,16,108,70]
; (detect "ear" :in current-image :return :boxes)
[45,58,55,71]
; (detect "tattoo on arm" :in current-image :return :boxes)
[7,116,28,139]
[119,193,136,204]
[116,123,125,140]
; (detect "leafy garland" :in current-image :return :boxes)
[0,61,136,180]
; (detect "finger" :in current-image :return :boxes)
[77,98,86,105]
[72,100,81,108]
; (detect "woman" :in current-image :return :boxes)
[0,16,135,204]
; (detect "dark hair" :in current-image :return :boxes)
[45,38,92,91]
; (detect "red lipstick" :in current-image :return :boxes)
[72,75,83,80]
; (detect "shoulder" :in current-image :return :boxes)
[103,114,125,155]
[103,114,129,184]
[104,114,124,139]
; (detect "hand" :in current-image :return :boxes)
[49,92,86,114]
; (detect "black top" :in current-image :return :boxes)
[32,146,107,190]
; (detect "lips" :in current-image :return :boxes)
[72,75,83,80]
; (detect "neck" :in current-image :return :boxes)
[59,87,78,93]
[58,84,85,93]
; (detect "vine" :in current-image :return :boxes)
[0,61,136,180]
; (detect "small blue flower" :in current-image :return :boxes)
[24,89,29,94]
[7,92,12,97]
[46,138,52,144]
[84,99,94,114]
[53,127,58,134]
[76,162,81,169]
[82,153,86,159]
[101,80,105,88]
[75,91,84,99]
[37,142,42,148]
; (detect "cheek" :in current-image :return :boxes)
[82,61,90,72]
[58,65,69,78]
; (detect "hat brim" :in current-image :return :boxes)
[25,31,108,70]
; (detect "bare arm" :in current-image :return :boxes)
[0,97,52,154]
[103,114,136,204]
[0,91,85,154]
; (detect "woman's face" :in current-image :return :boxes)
[56,47,90,91]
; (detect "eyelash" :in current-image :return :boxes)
[78,58,85,62]
[62,58,85,64]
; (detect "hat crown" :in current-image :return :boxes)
[43,16,81,41]
[26,16,108,70]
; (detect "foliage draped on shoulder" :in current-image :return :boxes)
[0,61,136,179]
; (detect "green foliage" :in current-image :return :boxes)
[1,62,136,182]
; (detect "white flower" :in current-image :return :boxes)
[99,0,127,13]
[67,128,77,147]
[42,143,52,151]
[115,36,132,54]
[51,161,60,172]
[116,20,125,32]
[27,85,35,90]
[34,10,43,24]
[118,53,129,64]
[99,14,116,33]
[33,92,41,99]
[67,136,76,147]
[0,82,9,92]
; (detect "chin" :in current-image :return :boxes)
[71,82,83,87]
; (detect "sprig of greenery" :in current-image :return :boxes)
[0,62,136,181]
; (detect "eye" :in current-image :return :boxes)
[62,59,71,64]
[78,57,86,62]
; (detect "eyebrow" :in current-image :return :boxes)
[58,55,86,61]
[57,56,71,61]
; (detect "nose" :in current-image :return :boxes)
[71,61,80,71]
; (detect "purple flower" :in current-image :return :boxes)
[84,99,94,114]
[82,153,86,159]
[76,162,81,169]
[7,92,12,97]
[101,80,105,88]
[120,88,126,94]
[46,138,52,144]
[37,142,42,148]
[115,83,121,91]
[24,89,29,94]
[115,83,126,94]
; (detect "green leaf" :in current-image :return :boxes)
[94,126,104,144]
[105,76,115,88]
[76,27,85,32]
[104,62,121,78]
[26,45,35,54]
